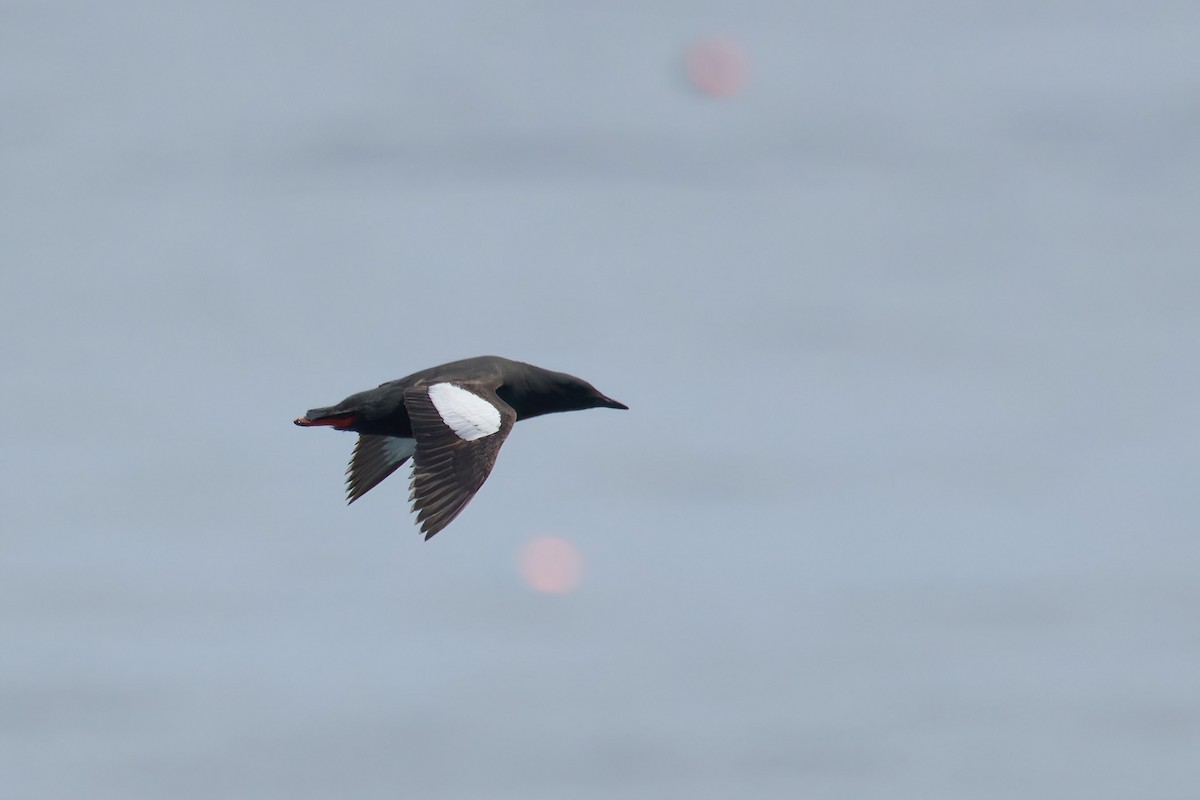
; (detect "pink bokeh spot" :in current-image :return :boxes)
[518,536,583,594]
[685,37,749,97]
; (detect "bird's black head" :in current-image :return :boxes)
[500,364,628,420]
[556,375,629,413]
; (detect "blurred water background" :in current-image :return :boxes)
[2,2,1199,797]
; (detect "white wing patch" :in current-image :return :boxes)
[382,436,416,464]
[427,383,502,441]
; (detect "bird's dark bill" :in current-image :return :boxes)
[294,414,356,429]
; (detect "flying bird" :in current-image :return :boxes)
[295,356,627,539]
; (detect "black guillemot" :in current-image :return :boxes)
[295,356,627,539]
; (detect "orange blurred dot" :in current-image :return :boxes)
[685,37,749,97]
[517,536,583,594]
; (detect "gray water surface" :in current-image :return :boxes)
[3,2,1199,798]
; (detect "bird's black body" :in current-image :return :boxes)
[295,356,626,538]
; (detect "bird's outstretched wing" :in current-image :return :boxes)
[345,434,415,504]
[403,382,516,539]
